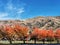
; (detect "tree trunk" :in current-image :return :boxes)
[57,39,59,44]
[9,40,12,44]
[23,37,25,44]
[42,39,45,44]
[34,40,36,44]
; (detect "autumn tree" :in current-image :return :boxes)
[14,24,29,41]
[30,27,40,44]
[0,25,4,40]
[38,29,47,40]
[38,29,48,44]
[3,24,19,44]
[47,29,55,42]
[55,28,60,43]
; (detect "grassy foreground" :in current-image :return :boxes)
[0,40,59,44]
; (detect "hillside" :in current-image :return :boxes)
[25,16,60,30]
[0,16,60,30]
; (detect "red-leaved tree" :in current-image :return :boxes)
[47,29,55,41]
[14,24,29,40]
[55,28,60,43]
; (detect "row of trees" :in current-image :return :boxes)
[0,23,60,44]
[0,23,29,44]
[30,27,60,43]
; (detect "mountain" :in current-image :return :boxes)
[0,16,60,30]
[25,16,60,30]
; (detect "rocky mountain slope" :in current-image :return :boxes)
[0,16,60,30]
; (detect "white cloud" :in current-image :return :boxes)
[0,0,26,20]
[0,18,16,20]
[7,4,13,10]
[7,4,16,10]
[0,13,8,18]
[17,8,24,14]
[6,2,25,14]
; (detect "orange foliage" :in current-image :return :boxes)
[31,27,48,40]
[38,29,48,39]
[3,25,19,40]
[14,24,29,39]
[31,28,55,40]
[4,25,14,35]
[55,29,60,39]
[46,29,55,40]
[2,23,59,41]
[31,27,40,37]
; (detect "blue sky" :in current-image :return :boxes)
[0,0,60,20]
